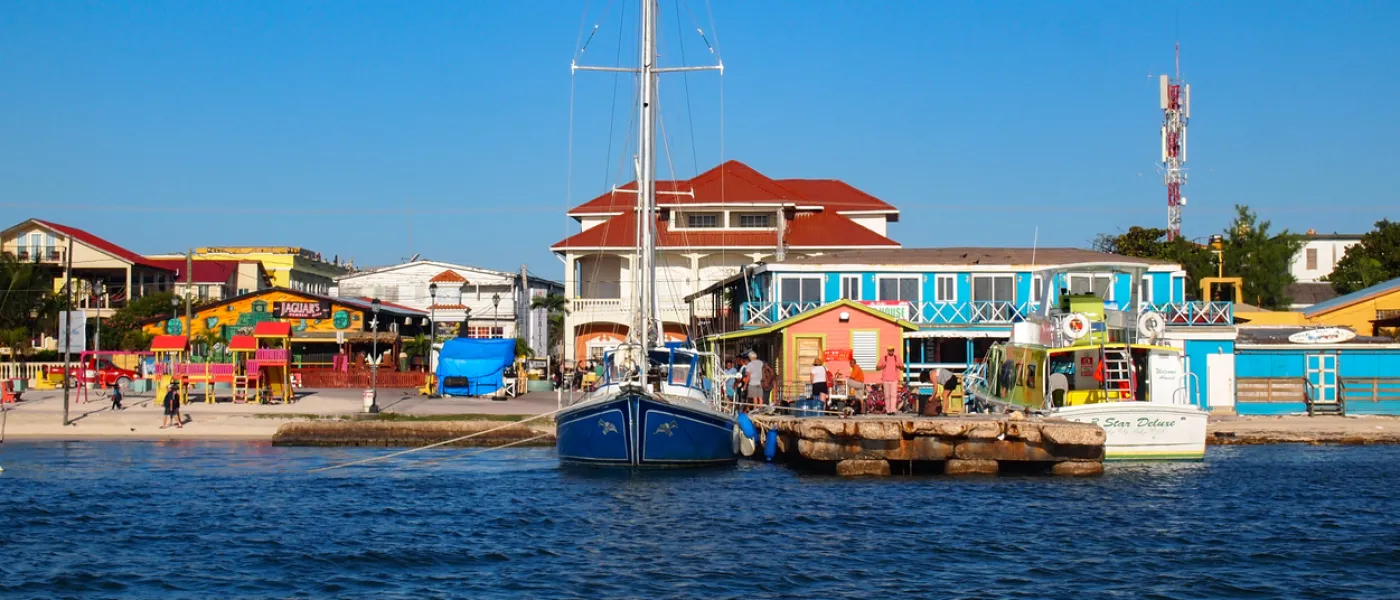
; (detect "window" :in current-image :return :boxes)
[777,276,822,304]
[685,213,720,228]
[736,213,771,228]
[197,285,211,301]
[877,276,920,302]
[1172,274,1186,301]
[466,326,505,339]
[934,275,957,303]
[1067,273,1114,301]
[1305,248,1318,270]
[840,275,861,300]
[971,274,1015,302]
[1031,276,1043,304]
[44,234,55,259]
[1141,275,1154,305]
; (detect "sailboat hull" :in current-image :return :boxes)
[556,390,737,468]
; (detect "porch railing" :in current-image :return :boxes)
[737,299,1234,328]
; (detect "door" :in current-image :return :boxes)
[1206,353,1236,409]
[794,337,823,384]
[1148,350,1185,404]
[1306,353,1338,402]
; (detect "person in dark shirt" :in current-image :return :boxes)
[161,382,183,429]
[109,381,124,411]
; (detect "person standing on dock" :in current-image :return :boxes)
[810,357,829,408]
[876,346,904,415]
[721,358,739,408]
[742,351,766,409]
[935,368,957,416]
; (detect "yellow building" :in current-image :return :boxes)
[147,247,348,295]
[1235,277,1400,337]
[140,288,428,364]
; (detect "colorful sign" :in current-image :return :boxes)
[1078,356,1094,376]
[1287,328,1356,345]
[822,348,854,363]
[274,300,332,319]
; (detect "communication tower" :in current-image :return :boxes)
[1160,44,1191,241]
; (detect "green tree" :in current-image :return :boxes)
[119,330,155,352]
[0,254,59,339]
[1325,219,1400,294]
[103,292,180,351]
[515,336,535,359]
[1219,205,1303,310]
[0,328,30,364]
[529,293,570,358]
[403,333,432,368]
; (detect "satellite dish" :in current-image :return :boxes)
[408,253,421,262]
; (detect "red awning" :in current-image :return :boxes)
[253,322,292,338]
[151,335,188,351]
[228,335,257,351]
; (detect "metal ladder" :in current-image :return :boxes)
[1101,347,1135,400]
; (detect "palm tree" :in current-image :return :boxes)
[0,328,29,365]
[194,329,223,363]
[402,334,432,370]
[529,293,570,359]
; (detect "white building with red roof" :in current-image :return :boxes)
[552,160,900,362]
[1,218,181,319]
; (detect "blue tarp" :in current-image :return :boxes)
[436,338,515,396]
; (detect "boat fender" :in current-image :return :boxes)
[764,429,778,462]
[1061,313,1091,340]
[731,425,743,455]
[1137,311,1166,339]
[740,435,756,458]
[737,412,757,440]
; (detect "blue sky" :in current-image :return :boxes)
[2,1,1396,279]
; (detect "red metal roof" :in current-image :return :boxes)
[150,335,188,351]
[429,270,467,283]
[228,335,257,351]
[143,259,243,284]
[774,179,896,212]
[253,322,292,338]
[551,210,899,250]
[32,220,172,270]
[566,160,890,214]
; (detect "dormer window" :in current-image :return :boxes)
[736,213,772,228]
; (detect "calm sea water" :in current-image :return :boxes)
[1,442,1398,599]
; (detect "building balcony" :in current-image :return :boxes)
[8,249,65,263]
[734,300,1234,330]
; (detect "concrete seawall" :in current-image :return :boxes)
[751,414,1106,476]
[272,420,556,447]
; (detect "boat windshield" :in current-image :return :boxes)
[599,347,704,390]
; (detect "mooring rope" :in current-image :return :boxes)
[408,433,553,469]
[308,409,563,473]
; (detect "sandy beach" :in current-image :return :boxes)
[0,388,563,441]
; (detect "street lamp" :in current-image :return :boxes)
[170,296,182,334]
[366,298,381,413]
[492,293,502,339]
[428,282,438,398]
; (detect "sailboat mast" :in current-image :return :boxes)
[637,0,658,384]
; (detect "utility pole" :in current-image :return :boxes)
[61,236,73,426]
[185,249,193,337]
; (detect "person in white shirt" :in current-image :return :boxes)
[810,357,829,407]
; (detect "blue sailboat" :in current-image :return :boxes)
[555,0,736,468]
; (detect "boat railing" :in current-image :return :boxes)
[741,300,1033,327]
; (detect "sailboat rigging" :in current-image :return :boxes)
[554,0,737,468]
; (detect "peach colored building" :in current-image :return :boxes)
[706,300,916,392]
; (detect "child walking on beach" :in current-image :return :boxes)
[161,382,183,429]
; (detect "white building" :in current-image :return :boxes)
[1290,231,1361,283]
[332,260,562,355]
[1287,231,1362,310]
[551,160,902,363]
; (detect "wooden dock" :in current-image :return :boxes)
[749,414,1106,476]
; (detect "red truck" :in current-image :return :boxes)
[45,356,141,389]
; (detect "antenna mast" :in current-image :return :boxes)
[1159,43,1190,241]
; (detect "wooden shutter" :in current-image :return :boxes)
[852,331,879,370]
